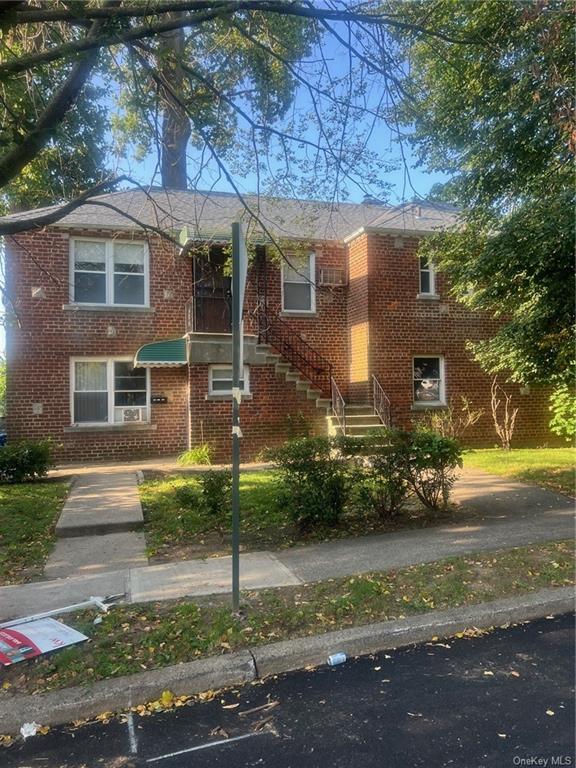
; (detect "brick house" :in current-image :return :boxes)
[4,188,553,463]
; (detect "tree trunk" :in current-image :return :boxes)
[159,21,190,190]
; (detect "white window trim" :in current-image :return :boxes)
[208,365,250,396]
[418,255,436,296]
[70,237,150,308]
[281,252,316,314]
[70,357,151,426]
[412,355,446,406]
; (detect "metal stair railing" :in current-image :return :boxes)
[372,374,391,427]
[257,310,333,396]
[331,376,346,435]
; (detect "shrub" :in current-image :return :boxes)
[0,439,52,483]
[177,444,214,466]
[413,396,484,440]
[549,383,576,442]
[198,470,232,520]
[404,430,463,511]
[270,436,348,531]
[358,432,411,519]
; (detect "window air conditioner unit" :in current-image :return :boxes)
[122,408,143,423]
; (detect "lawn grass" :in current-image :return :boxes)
[0,481,69,585]
[464,448,575,496]
[2,540,572,696]
[139,470,457,560]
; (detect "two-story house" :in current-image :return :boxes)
[4,188,553,463]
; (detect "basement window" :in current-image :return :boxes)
[208,365,250,396]
[71,239,149,307]
[413,356,445,405]
[282,253,316,313]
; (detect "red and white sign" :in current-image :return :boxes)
[0,618,88,665]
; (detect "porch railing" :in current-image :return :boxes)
[331,376,346,435]
[185,294,231,334]
[257,310,332,396]
[372,374,391,428]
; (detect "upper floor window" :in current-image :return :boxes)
[71,239,149,306]
[282,252,316,313]
[413,356,445,405]
[72,358,150,425]
[419,255,436,296]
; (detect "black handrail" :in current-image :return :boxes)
[257,310,333,396]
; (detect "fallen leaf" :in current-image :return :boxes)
[483,671,494,677]
[546,710,555,716]
[222,703,240,710]
[510,671,521,678]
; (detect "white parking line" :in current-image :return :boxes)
[145,732,266,763]
[126,711,138,755]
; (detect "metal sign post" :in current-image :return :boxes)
[231,222,247,613]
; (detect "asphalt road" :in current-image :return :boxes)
[3,613,575,768]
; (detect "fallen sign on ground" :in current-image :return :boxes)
[0,618,88,665]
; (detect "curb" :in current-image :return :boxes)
[0,586,573,736]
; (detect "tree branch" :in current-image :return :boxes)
[0,175,131,235]
[0,6,117,189]
[0,1,481,75]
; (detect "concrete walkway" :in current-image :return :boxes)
[44,471,147,580]
[0,467,573,622]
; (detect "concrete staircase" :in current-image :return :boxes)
[256,343,332,417]
[256,343,388,437]
[327,403,388,437]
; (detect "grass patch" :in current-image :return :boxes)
[140,470,459,560]
[2,540,572,696]
[464,448,575,496]
[0,481,69,585]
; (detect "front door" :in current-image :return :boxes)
[193,246,231,333]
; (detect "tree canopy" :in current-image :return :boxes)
[393,0,574,386]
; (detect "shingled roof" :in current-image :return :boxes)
[2,188,459,242]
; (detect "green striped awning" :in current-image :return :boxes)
[134,338,188,368]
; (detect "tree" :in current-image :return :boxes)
[393,0,574,387]
[0,1,480,235]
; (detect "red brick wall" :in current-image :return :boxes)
[189,364,325,462]
[5,225,557,464]
[364,233,556,446]
[6,229,191,461]
[249,242,348,390]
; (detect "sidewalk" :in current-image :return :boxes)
[0,467,573,622]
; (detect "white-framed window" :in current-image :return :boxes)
[419,255,436,296]
[282,252,316,313]
[208,365,250,396]
[413,356,445,405]
[71,238,149,306]
[71,358,150,425]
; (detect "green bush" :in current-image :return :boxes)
[549,384,576,442]
[198,470,232,520]
[404,430,463,511]
[351,432,411,519]
[177,444,214,466]
[0,439,52,483]
[270,437,348,531]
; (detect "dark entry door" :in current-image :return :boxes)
[193,246,232,333]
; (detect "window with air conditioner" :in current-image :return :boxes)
[71,359,150,425]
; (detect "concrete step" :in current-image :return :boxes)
[306,387,323,400]
[345,424,388,434]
